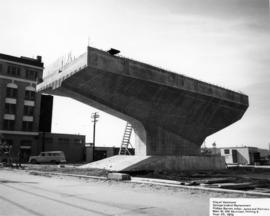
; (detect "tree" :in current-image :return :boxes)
[0,134,13,167]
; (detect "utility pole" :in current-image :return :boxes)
[91,112,100,162]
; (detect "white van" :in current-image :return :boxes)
[29,151,66,164]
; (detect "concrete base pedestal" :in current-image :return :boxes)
[80,155,226,172]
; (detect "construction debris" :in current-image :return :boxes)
[216,182,255,190]
[107,172,131,181]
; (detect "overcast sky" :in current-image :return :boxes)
[0,0,269,149]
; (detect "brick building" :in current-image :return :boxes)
[0,53,44,161]
[39,133,85,163]
[85,144,135,162]
[0,53,85,163]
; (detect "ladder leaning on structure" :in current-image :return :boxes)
[118,122,133,155]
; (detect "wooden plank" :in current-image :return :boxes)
[217,182,255,190]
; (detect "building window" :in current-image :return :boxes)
[20,140,32,147]
[74,139,82,144]
[23,105,34,115]
[0,64,2,73]
[224,149,230,154]
[44,137,53,144]
[6,83,18,99]
[25,90,35,101]
[22,121,33,131]
[58,138,69,145]
[5,103,16,114]
[3,120,15,130]
[7,65,20,76]
[25,69,37,80]
[6,87,18,98]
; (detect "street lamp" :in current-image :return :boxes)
[91,112,100,161]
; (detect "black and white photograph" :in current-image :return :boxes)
[0,0,270,215]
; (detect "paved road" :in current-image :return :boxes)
[0,169,229,216]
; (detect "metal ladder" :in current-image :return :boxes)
[118,123,133,155]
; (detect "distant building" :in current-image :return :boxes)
[0,52,86,163]
[202,146,270,165]
[38,132,85,163]
[220,147,270,165]
[85,144,135,162]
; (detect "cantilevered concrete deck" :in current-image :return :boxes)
[37,46,248,156]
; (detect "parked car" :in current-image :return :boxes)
[29,151,66,164]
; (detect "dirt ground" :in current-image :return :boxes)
[22,164,270,184]
[0,169,257,216]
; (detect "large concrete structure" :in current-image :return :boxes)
[37,46,248,158]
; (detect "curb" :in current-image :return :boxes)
[5,168,270,198]
[26,170,107,180]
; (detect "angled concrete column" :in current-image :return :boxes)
[129,120,147,156]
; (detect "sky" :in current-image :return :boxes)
[0,0,269,149]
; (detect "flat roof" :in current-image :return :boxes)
[219,146,257,149]
[0,53,43,67]
[208,146,268,151]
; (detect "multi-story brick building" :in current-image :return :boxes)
[0,54,43,152]
[0,52,86,163]
[0,53,44,161]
